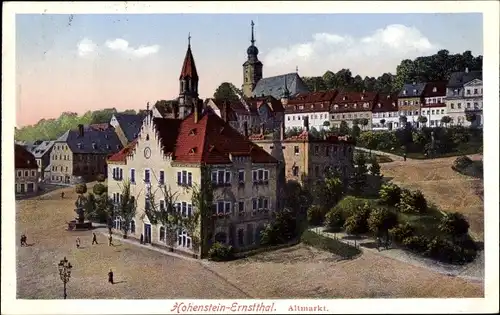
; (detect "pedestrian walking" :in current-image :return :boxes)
[92,232,98,245]
[76,237,81,249]
[376,237,382,251]
[108,269,114,284]
[403,153,407,161]
[61,192,65,199]
[140,233,144,244]
[108,234,113,246]
[20,234,27,246]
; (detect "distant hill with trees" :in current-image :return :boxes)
[15,50,482,142]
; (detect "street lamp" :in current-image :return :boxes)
[58,257,72,299]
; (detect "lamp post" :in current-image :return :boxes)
[58,257,72,299]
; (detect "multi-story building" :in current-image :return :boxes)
[284,90,338,131]
[462,77,483,127]
[107,41,279,259]
[110,113,144,146]
[30,140,55,180]
[330,91,377,129]
[445,69,482,126]
[241,20,309,99]
[250,118,355,186]
[15,144,40,195]
[371,93,400,130]
[398,82,426,127]
[245,95,285,131]
[47,124,122,184]
[421,81,447,127]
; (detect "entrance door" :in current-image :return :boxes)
[144,224,152,244]
[20,184,25,193]
[27,183,34,193]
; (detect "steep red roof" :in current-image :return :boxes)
[331,91,378,113]
[372,93,399,112]
[107,139,138,163]
[15,144,38,169]
[179,45,198,80]
[286,90,338,114]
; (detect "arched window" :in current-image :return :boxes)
[130,220,136,234]
[159,226,166,242]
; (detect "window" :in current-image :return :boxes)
[130,169,136,183]
[238,229,245,247]
[25,171,29,176]
[467,89,471,95]
[178,230,192,248]
[145,197,151,211]
[294,146,299,155]
[177,170,193,186]
[252,199,258,214]
[130,220,136,234]
[325,146,330,156]
[431,110,435,115]
[474,102,479,109]
[292,166,299,176]
[315,165,320,177]
[451,103,455,109]
[214,201,232,215]
[458,103,462,109]
[252,169,269,183]
[211,170,231,186]
[159,199,165,211]
[238,170,245,183]
[159,170,165,185]
[144,169,150,183]
[238,201,245,215]
[253,197,269,211]
[441,109,445,114]
[314,146,319,155]
[159,226,166,242]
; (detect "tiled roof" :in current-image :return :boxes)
[56,126,123,154]
[112,113,144,142]
[331,91,378,113]
[252,73,310,99]
[208,99,245,121]
[447,70,482,88]
[372,93,399,112]
[15,144,38,169]
[422,81,447,98]
[88,123,112,131]
[246,96,284,113]
[107,139,138,163]
[398,83,426,98]
[179,45,199,80]
[31,140,55,158]
[285,90,338,114]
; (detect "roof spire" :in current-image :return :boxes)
[251,20,255,45]
[188,32,191,47]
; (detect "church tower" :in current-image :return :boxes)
[242,20,263,98]
[178,33,199,119]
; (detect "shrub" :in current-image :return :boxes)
[96,174,106,182]
[367,207,398,237]
[438,212,470,239]
[208,242,234,261]
[343,203,371,235]
[301,230,360,259]
[389,223,414,243]
[332,196,375,220]
[402,235,429,253]
[261,208,298,246]
[75,183,87,195]
[379,183,401,207]
[398,189,427,214]
[425,237,477,264]
[92,183,107,196]
[325,208,345,232]
[452,156,473,171]
[307,205,326,226]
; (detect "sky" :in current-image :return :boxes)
[15,13,483,127]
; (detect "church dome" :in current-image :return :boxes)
[247,45,259,56]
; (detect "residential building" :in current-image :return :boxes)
[421,81,448,127]
[284,90,338,131]
[462,78,483,127]
[250,118,355,186]
[204,98,259,135]
[47,124,122,184]
[330,91,377,129]
[107,41,279,259]
[398,82,426,127]
[245,95,285,131]
[241,20,310,99]
[30,140,55,180]
[15,144,40,195]
[110,113,144,146]
[445,69,482,126]
[371,93,400,130]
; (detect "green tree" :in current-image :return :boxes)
[441,116,452,127]
[465,113,477,126]
[368,208,398,243]
[75,183,87,195]
[96,174,106,182]
[398,189,427,214]
[379,183,402,207]
[438,212,470,241]
[380,119,386,126]
[213,82,241,101]
[417,115,428,127]
[368,155,381,178]
[261,208,297,245]
[360,118,369,130]
[389,223,414,242]
[116,180,137,239]
[325,207,344,232]
[307,205,325,226]
[92,183,107,196]
[351,125,361,139]
[146,184,180,248]
[323,121,330,128]
[343,203,371,236]
[351,152,368,195]
[339,121,350,135]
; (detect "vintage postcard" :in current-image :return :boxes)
[2,1,499,314]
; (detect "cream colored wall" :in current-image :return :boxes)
[49,142,73,183]
[15,168,39,193]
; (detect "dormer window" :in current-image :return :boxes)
[403,90,407,95]
[77,143,82,149]
[392,102,396,107]
[432,87,437,93]
[378,103,381,108]
[133,133,137,139]
[106,144,110,150]
[353,104,357,108]
[413,89,417,94]
[343,96,347,101]
[189,147,197,155]
[92,142,97,149]
[344,104,348,108]
[361,95,364,100]
[189,128,197,136]
[333,104,338,110]
[146,134,149,141]
[116,145,121,150]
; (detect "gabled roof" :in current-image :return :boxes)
[422,81,447,98]
[112,113,144,142]
[372,93,399,112]
[207,99,246,121]
[331,91,378,113]
[252,73,310,99]
[179,44,199,81]
[31,140,55,158]
[285,90,338,114]
[15,144,38,169]
[107,139,138,164]
[398,83,426,98]
[447,70,482,88]
[246,96,284,113]
[55,126,123,154]
[108,111,277,165]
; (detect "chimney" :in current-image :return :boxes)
[243,121,248,139]
[465,67,469,73]
[280,121,285,141]
[303,116,310,131]
[78,124,84,137]
[221,101,228,122]
[260,123,265,135]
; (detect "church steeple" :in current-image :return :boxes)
[242,20,263,98]
[179,33,199,119]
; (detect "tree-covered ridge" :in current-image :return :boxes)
[301,50,482,93]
